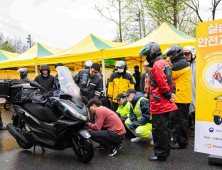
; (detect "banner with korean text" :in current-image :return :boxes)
[195,19,222,156]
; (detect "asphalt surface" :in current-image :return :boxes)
[0,108,222,170]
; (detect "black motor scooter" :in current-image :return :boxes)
[4,66,94,163]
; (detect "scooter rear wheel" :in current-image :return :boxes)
[214,116,222,125]
[72,136,94,163]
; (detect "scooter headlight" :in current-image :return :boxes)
[62,103,87,121]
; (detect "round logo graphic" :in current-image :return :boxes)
[209,127,214,133]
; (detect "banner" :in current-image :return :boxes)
[195,19,222,156]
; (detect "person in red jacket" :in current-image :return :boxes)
[139,42,178,161]
[86,98,126,157]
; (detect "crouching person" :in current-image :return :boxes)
[86,98,126,156]
[124,89,153,145]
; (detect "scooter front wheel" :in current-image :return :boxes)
[214,116,222,125]
[72,136,94,163]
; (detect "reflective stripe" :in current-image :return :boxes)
[90,83,97,86]
[137,102,142,118]
[95,91,101,95]
[136,130,143,134]
[125,119,133,125]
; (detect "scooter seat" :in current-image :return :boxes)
[22,103,57,123]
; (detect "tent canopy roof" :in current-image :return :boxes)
[36,34,127,65]
[103,22,196,59]
[0,50,19,62]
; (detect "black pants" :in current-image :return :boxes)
[174,103,189,147]
[152,112,171,158]
[111,102,118,112]
[90,130,125,148]
[0,110,3,127]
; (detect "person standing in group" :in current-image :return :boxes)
[74,63,102,100]
[108,61,135,112]
[17,68,30,82]
[140,61,152,98]
[139,42,177,161]
[184,45,196,137]
[163,45,192,149]
[34,65,54,92]
[86,98,126,156]
[133,66,141,91]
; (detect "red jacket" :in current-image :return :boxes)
[149,58,178,114]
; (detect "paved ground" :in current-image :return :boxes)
[0,107,222,170]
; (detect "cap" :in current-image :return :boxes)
[114,93,125,100]
[124,88,136,97]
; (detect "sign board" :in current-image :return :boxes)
[195,19,222,156]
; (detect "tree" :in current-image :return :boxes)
[95,0,133,42]
[185,0,222,22]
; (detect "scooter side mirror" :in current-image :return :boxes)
[30,82,41,88]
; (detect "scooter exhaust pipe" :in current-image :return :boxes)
[6,123,31,145]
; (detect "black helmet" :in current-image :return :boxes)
[115,60,128,70]
[163,45,184,63]
[139,42,161,63]
[55,63,63,68]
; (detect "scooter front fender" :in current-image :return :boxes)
[72,128,91,139]
[212,110,222,117]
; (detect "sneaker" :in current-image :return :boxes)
[95,145,109,151]
[150,139,154,146]
[131,137,146,143]
[0,126,6,130]
[107,147,117,156]
[116,144,122,151]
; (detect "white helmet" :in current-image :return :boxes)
[183,46,196,61]
[85,60,93,69]
[17,68,28,76]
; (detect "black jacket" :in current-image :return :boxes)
[34,65,54,92]
[140,73,146,93]
[74,69,102,100]
[21,76,30,82]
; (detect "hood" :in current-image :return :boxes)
[148,55,163,68]
[40,65,50,75]
[132,92,144,106]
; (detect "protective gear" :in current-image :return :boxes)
[116,100,131,118]
[85,60,93,69]
[115,60,128,71]
[129,124,136,130]
[17,68,28,76]
[149,59,178,114]
[172,57,191,104]
[118,68,124,73]
[74,69,102,100]
[108,71,135,103]
[125,118,152,138]
[183,45,196,62]
[163,45,184,63]
[139,42,161,65]
[55,63,63,68]
[43,74,48,77]
[34,65,54,92]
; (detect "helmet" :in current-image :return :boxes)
[115,60,128,69]
[85,60,93,69]
[17,68,28,76]
[55,63,63,68]
[183,45,196,62]
[163,45,184,63]
[139,42,161,63]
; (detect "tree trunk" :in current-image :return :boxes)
[119,0,122,42]
[173,0,178,28]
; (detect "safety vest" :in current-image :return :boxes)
[116,101,131,118]
[133,97,152,121]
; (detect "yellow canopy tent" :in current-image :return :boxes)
[0,50,19,61]
[36,34,127,67]
[103,22,196,69]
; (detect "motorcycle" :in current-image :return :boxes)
[2,66,94,163]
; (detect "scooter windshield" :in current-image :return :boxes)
[56,66,83,108]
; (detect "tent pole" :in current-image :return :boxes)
[102,59,106,97]
[35,65,38,77]
[140,56,142,74]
